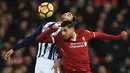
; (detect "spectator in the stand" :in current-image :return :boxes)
[91,56,100,73]
[119,65,127,73]
[17,20,29,38]
[125,56,130,72]
[103,54,120,73]
[2,66,13,73]
[85,4,97,30]
[116,13,129,29]
[98,65,109,73]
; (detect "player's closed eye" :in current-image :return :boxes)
[62,29,67,32]
[68,13,71,16]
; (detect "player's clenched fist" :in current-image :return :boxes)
[52,25,59,30]
[4,49,14,61]
[119,31,127,37]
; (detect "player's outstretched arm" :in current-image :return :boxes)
[4,34,39,61]
[4,23,45,61]
[94,31,127,40]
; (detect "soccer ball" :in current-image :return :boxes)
[38,2,54,18]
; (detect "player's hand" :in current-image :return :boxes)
[4,49,14,61]
[52,25,59,30]
[119,31,127,37]
[52,59,61,73]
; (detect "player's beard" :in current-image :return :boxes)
[64,35,73,41]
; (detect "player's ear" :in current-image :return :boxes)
[71,28,74,31]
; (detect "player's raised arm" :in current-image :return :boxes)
[94,31,127,40]
[36,27,62,44]
[36,27,56,42]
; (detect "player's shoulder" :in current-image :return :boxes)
[42,21,55,27]
[76,28,92,37]
[45,21,55,25]
[76,28,85,32]
[76,28,90,33]
[45,22,61,27]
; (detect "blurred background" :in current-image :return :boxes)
[0,0,130,73]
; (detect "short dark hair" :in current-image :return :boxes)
[61,20,75,28]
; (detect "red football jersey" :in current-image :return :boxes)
[54,28,95,71]
[36,27,123,72]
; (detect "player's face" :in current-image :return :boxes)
[61,12,74,21]
[61,27,74,40]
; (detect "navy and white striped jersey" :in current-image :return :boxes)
[36,22,61,60]
[12,21,61,61]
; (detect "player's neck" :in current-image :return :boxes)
[57,21,62,24]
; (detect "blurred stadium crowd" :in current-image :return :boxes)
[0,0,130,73]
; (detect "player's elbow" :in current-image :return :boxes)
[36,36,42,42]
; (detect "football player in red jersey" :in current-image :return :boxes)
[36,20,127,73]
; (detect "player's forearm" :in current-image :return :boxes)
[36,28,56,42]
[12,35,37,51]
[12,23,45,51]
[94,32,121,40]
[39,37,53,43]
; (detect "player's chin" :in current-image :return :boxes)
[61,15,65,19]
[61,16,68,21]
[63,37,68,40]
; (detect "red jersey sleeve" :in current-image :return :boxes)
[38,35,62,44]
[94,32,121,40]
[53,34,63,45]
[84,29,122,40]
[84,30,95,40]
[36,27,56,42]
[40,36,54,43]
